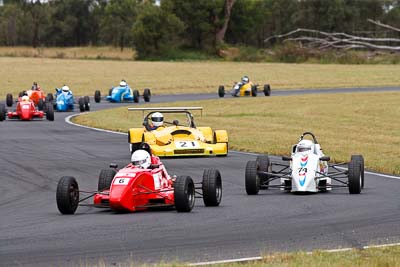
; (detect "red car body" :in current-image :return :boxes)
[56,153,222,214]
[94,156,175,212]
[7,99,44,120]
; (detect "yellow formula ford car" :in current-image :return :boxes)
[128,107,228,157]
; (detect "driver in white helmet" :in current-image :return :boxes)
[297,139,314,153]
[148,112,164,131]
[131,150,151,169]
[119,80,127,87]
[233,75,251,96]
[61,85,72,95]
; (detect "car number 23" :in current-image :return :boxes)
[175,141,199,148]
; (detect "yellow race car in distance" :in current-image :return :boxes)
[218,82,271,97]
[128,107,228,157]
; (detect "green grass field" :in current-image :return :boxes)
[1,57,400,98]
[73,91,400,175]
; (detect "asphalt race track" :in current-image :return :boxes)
[1,87,400,266]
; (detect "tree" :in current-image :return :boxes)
[100,0,137,51]
[132,2,184,57]
[215,0,235,45]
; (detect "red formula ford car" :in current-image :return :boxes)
[0,96,54,121]
[56,144,222,214]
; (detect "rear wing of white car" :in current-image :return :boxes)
[128,107,203,117]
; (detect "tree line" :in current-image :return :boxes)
[1,0,400,58]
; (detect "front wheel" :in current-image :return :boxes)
[94,90,101,103]
[256,155,271,188]
[202,169,222,206]
[348,157,362,194]
[251,85,257,97]
[263,84,271,96]
[351,155,365,188]
[245,161,260,195]
[218,85,225,97]
[143,88,151,102]
[6,93,13,107]
[174,176,195,212]
[78,97,85,112]
[133,90,139,103]
[84,96,90,111]
[46,93,54,103]
[46,103,54,121]
[56,176,79,214]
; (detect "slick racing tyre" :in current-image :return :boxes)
[174,175,195,212]
[202,169,222,207]
[143,88,151,102]
[348,156,362,194]
[263,84,271,96]
[78,97,85,112]
[98,169,116,191]
[45,103,54,121]
[94,90,101,103]
[251,85,257,97]
[133,90,139,103]
[46,93,54,103]
[56,176,79,214]
[38,98,44,111]
[218,85,225,97]
[256,155,271,189]
[245,160,260,195]
[6,93,13,107]
[351,155,365,188]
[84,96,90,111]
[0,104,6,121]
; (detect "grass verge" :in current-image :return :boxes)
[1,57,400,98]
[73,91,400,175]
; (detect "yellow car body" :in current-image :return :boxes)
[128,107,228,157]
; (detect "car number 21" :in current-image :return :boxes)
[175,141,199,148]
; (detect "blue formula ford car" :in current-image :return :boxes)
[48,86,90,112]
[94,80,151,103]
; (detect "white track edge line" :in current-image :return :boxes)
[189,242,400,266]
[65,114,400,181]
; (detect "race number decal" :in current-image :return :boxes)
[22,105,30,110]
[113,178,130,185]
[175,141,199,148]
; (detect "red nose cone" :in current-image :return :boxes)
[20,104,31,120]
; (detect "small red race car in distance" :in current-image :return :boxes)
[56,146,222,214]
[3,96,54,121]
[6,85,52,111]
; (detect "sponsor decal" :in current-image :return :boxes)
[299,156,308,186]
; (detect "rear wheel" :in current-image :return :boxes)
[218,85,225,97]
[143,88,151,102]
[56,176,79,214]
[133,90,139,103]
[46,93,54,103]
[263,84,271,96]
[78,97,85,112]
[202,169,222,206]
[251,85,257,97]
[38,98,44,111]
[46,103,54,121]
[6,93,13,107]
[174,176,195,212]
[352,155,365,188]
[84,96,90,111]
[94,90,101,103]
[256,155,271,188]
[245,161,259,195]
[98,169,116,191]
[348,157,362,194]
[0,104,6,121]
[130,142,142,155]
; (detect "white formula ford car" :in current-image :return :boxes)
[245,132,364,194]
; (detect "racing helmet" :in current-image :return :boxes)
[131,149,151,169]
[297,139,313,153]
[241,76,249,83]
[119,80,127,87]
[22,95,29,102]
[62,85,70,92]
[151,112,164,127]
